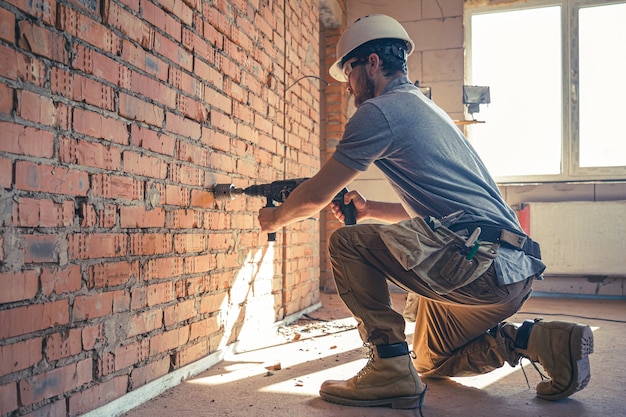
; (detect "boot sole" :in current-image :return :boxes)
[320,385,427,410]
[539,324,594,401]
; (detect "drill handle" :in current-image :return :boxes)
[265,196,277,242]
[334,188,357,226]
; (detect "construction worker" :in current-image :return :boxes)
[258,14,593,411]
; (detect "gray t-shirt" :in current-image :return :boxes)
[333,76,545,285]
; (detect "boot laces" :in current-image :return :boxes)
[356,343,375,379]
[519,355,549,389]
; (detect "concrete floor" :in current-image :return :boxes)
[122,291,626,417]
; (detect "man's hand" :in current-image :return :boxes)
[258,206,281,233]
[330,189,367,223]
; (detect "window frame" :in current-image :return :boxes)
[465,0,626,184]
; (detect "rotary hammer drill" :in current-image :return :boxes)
[213,178,357,241]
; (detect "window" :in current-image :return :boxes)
[466,0,626,183]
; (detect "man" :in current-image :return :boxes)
[258,14,593,411]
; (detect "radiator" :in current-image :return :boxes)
[526,201,626,277]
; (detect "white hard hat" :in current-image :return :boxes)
[329,14,415,82]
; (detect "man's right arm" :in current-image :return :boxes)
[333,190,413,224]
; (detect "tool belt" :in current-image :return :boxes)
[449,223,542,260]
[379,217,499,295]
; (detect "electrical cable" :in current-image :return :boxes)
[517,311,626,324]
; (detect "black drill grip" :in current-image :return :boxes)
[333,188,357,226]
[265,196,276,242]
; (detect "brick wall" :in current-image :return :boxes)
[0,0,321,415]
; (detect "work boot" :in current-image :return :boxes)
[319,342,427,410]
[512,319,594,401]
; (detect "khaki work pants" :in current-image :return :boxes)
[329,224,534,378]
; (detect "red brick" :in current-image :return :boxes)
[0,157,11,189]
[130,125,175,156]
[165,209,201,228]
[172,339,209,368]
[146,281,175,306]
[195,58,223,89]
[0,382,18,415]
[18,89,56,125]
[165,184,191,206]
[173,233,207,254]
[155,0,193,26]
[189,316,219,340]
[96,351,114,377]
[120,206,165,228]
[130,286,148,310]
[73,108,129,145]
[142,0,182,40]
[170,66,204,99]
[149,326,189,355]
[41,265,82,295]
[210,109,237,135]
[164,298,196,326]
[68,375,127,417]
[68,233,127,260]
[59,137,122,171]
[88,260,139,289]
[176,94,208,122]
[20,358,91,406]
[127,309,162,337]
[50,66,72,98]
[130,356,170,388]
[0,270,38,303]
[153,31,192,71]
[21,400,66,417]
[121,40,168,80]
[0,82,12,113]
[177,140,208,166]
[0,121,54,158]
[200,292,226,314]
[73,292,114,321]
[57,5,120,55]
[165,111,202,139]
[114,339,148,370]
[46,329,82,361]
[143,256,183,280]
[82,323,103,350]
[130,70,176,108]
[129,233,172,256]
[123,151,167,179]
[14,197,73,227]
[119,93,164,127]
[0,338,42,377]
[0,8,14,43]
[170,163,204,186]
[73,74,115,111]
[183,254,217,276]
[113,289,130,313]
[104,1,153,49]
[17,20,67,63]
[9,0,55,24]
[91,173,144,200]
[98,204,117,228]
[0,299,69,339]
[23,234,58,263]
[0,44,18,79]
[15,161,88,196]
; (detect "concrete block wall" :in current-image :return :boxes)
[0,0,322,415]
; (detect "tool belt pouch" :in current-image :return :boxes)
[379,217,498,295]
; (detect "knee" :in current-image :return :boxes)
[328,227,348,257]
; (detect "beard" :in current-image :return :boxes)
[353,73,376,107]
